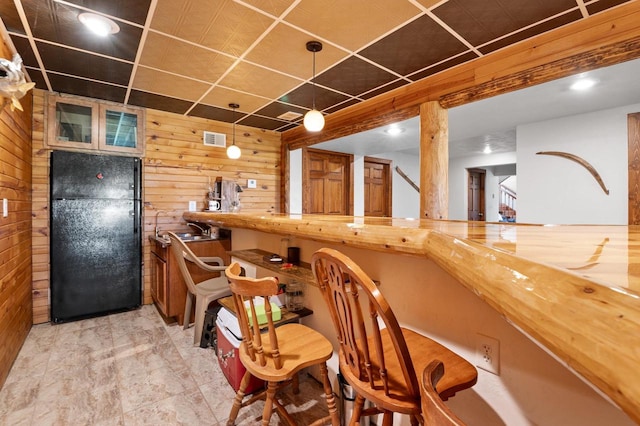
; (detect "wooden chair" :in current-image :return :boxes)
[421,360,467,426]
[311,248,477,426]
[224,262,340,426]
[166,232,232,344]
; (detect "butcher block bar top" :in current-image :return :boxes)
[183,211,640,423]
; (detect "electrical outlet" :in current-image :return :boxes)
[476,334,500,375]
[188,200,197,212]
[2,198,7,218]
[247,179,257,188]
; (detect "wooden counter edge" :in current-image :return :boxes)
[183,211,640,423]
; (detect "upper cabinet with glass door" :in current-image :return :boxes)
[47,94,145,156]
[99,104,144,154]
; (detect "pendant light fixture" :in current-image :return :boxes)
[226,103,241,159]
[303,41,325,132]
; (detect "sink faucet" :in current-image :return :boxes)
[154,210,165,238]
[188,222,210,236]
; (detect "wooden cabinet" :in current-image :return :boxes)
[149,235,231,325]
[46,94,145,155]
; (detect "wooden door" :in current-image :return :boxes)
[303,148,352,215]
[629,112,640,224]
[468,169,486,221]
[364,157,392,217]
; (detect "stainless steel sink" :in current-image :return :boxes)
[174,232,214,241]
[158,232,214,242]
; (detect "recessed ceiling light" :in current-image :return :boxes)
[570,78,597,91]
[385,126,405,136]
[483,145,492,154]
[78,13,120,37]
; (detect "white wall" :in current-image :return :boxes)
[231,228,635,426]
[517,103,639,225]
[289,149,302,214]
[449,152,517,221]
[378,151,421,218]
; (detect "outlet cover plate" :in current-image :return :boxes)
[247,179,257,188]
[476,333,500,375]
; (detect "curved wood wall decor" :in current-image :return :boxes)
[536,151,610,195]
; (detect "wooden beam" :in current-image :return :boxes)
[281,1,640,149]
[440,35,640,109]
[285,105,419,151]
[420,101,448,220]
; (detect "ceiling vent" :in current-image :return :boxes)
[278,111,303,121]
[203,131,226,147]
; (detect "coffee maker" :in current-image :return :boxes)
[208,177,242,212]
[220,180,242,212]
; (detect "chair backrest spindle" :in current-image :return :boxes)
[225,263,283,371]
[313,249,420,400]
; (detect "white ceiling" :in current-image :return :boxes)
[313,58,640,158]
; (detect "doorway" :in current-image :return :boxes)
[467,168,486,221]
[302,148,352,215]
[364,157,392,217]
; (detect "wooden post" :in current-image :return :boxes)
[420,101,448,219]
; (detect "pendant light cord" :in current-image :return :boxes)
[312,49,317,110]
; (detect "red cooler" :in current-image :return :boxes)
[216,308,265,394]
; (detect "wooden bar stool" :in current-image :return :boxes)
[421,360,467,426]
[224,262,340,426]
[311,248,477,426]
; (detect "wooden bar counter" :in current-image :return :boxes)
[183,211,640,423]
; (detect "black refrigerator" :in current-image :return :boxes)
[50,150,142,323]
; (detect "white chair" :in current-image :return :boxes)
[166,232,232,344]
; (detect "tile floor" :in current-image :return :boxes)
[0,305,336,425]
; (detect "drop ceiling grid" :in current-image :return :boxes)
[1,0,633,131]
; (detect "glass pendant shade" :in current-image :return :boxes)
[304,109,325,132]
[226,144,241,159]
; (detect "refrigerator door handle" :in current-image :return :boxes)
[132,201,140,234]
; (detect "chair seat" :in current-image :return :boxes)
[340,327,477,415]
[195,275,230,296]
[239,323,334,382]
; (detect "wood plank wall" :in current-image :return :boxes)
[142,109,281,305]
[31,90,281,323]
[0,39,33,388]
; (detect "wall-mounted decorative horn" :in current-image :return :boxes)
[536,151,609,195]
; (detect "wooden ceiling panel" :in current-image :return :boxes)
[314,56,398,96]
[432,0,578,47]
[4,0,636,132]
[244,23,348,79]
[36,42,132,85]
[48,74,126,103]
[139,32,236,83]
[0,2,25,34]
[219,62,301,100]
[128,90,193,114]
[279,83,350,111]
[200,87,270,113]
[255,101,307,120]
[241,0,297,17]
[132,67,210,102]
[359,15,468,76]
[284,0,422,52]
[64,0,152,25]
[150,0,274,57]
[20,0,142,61]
